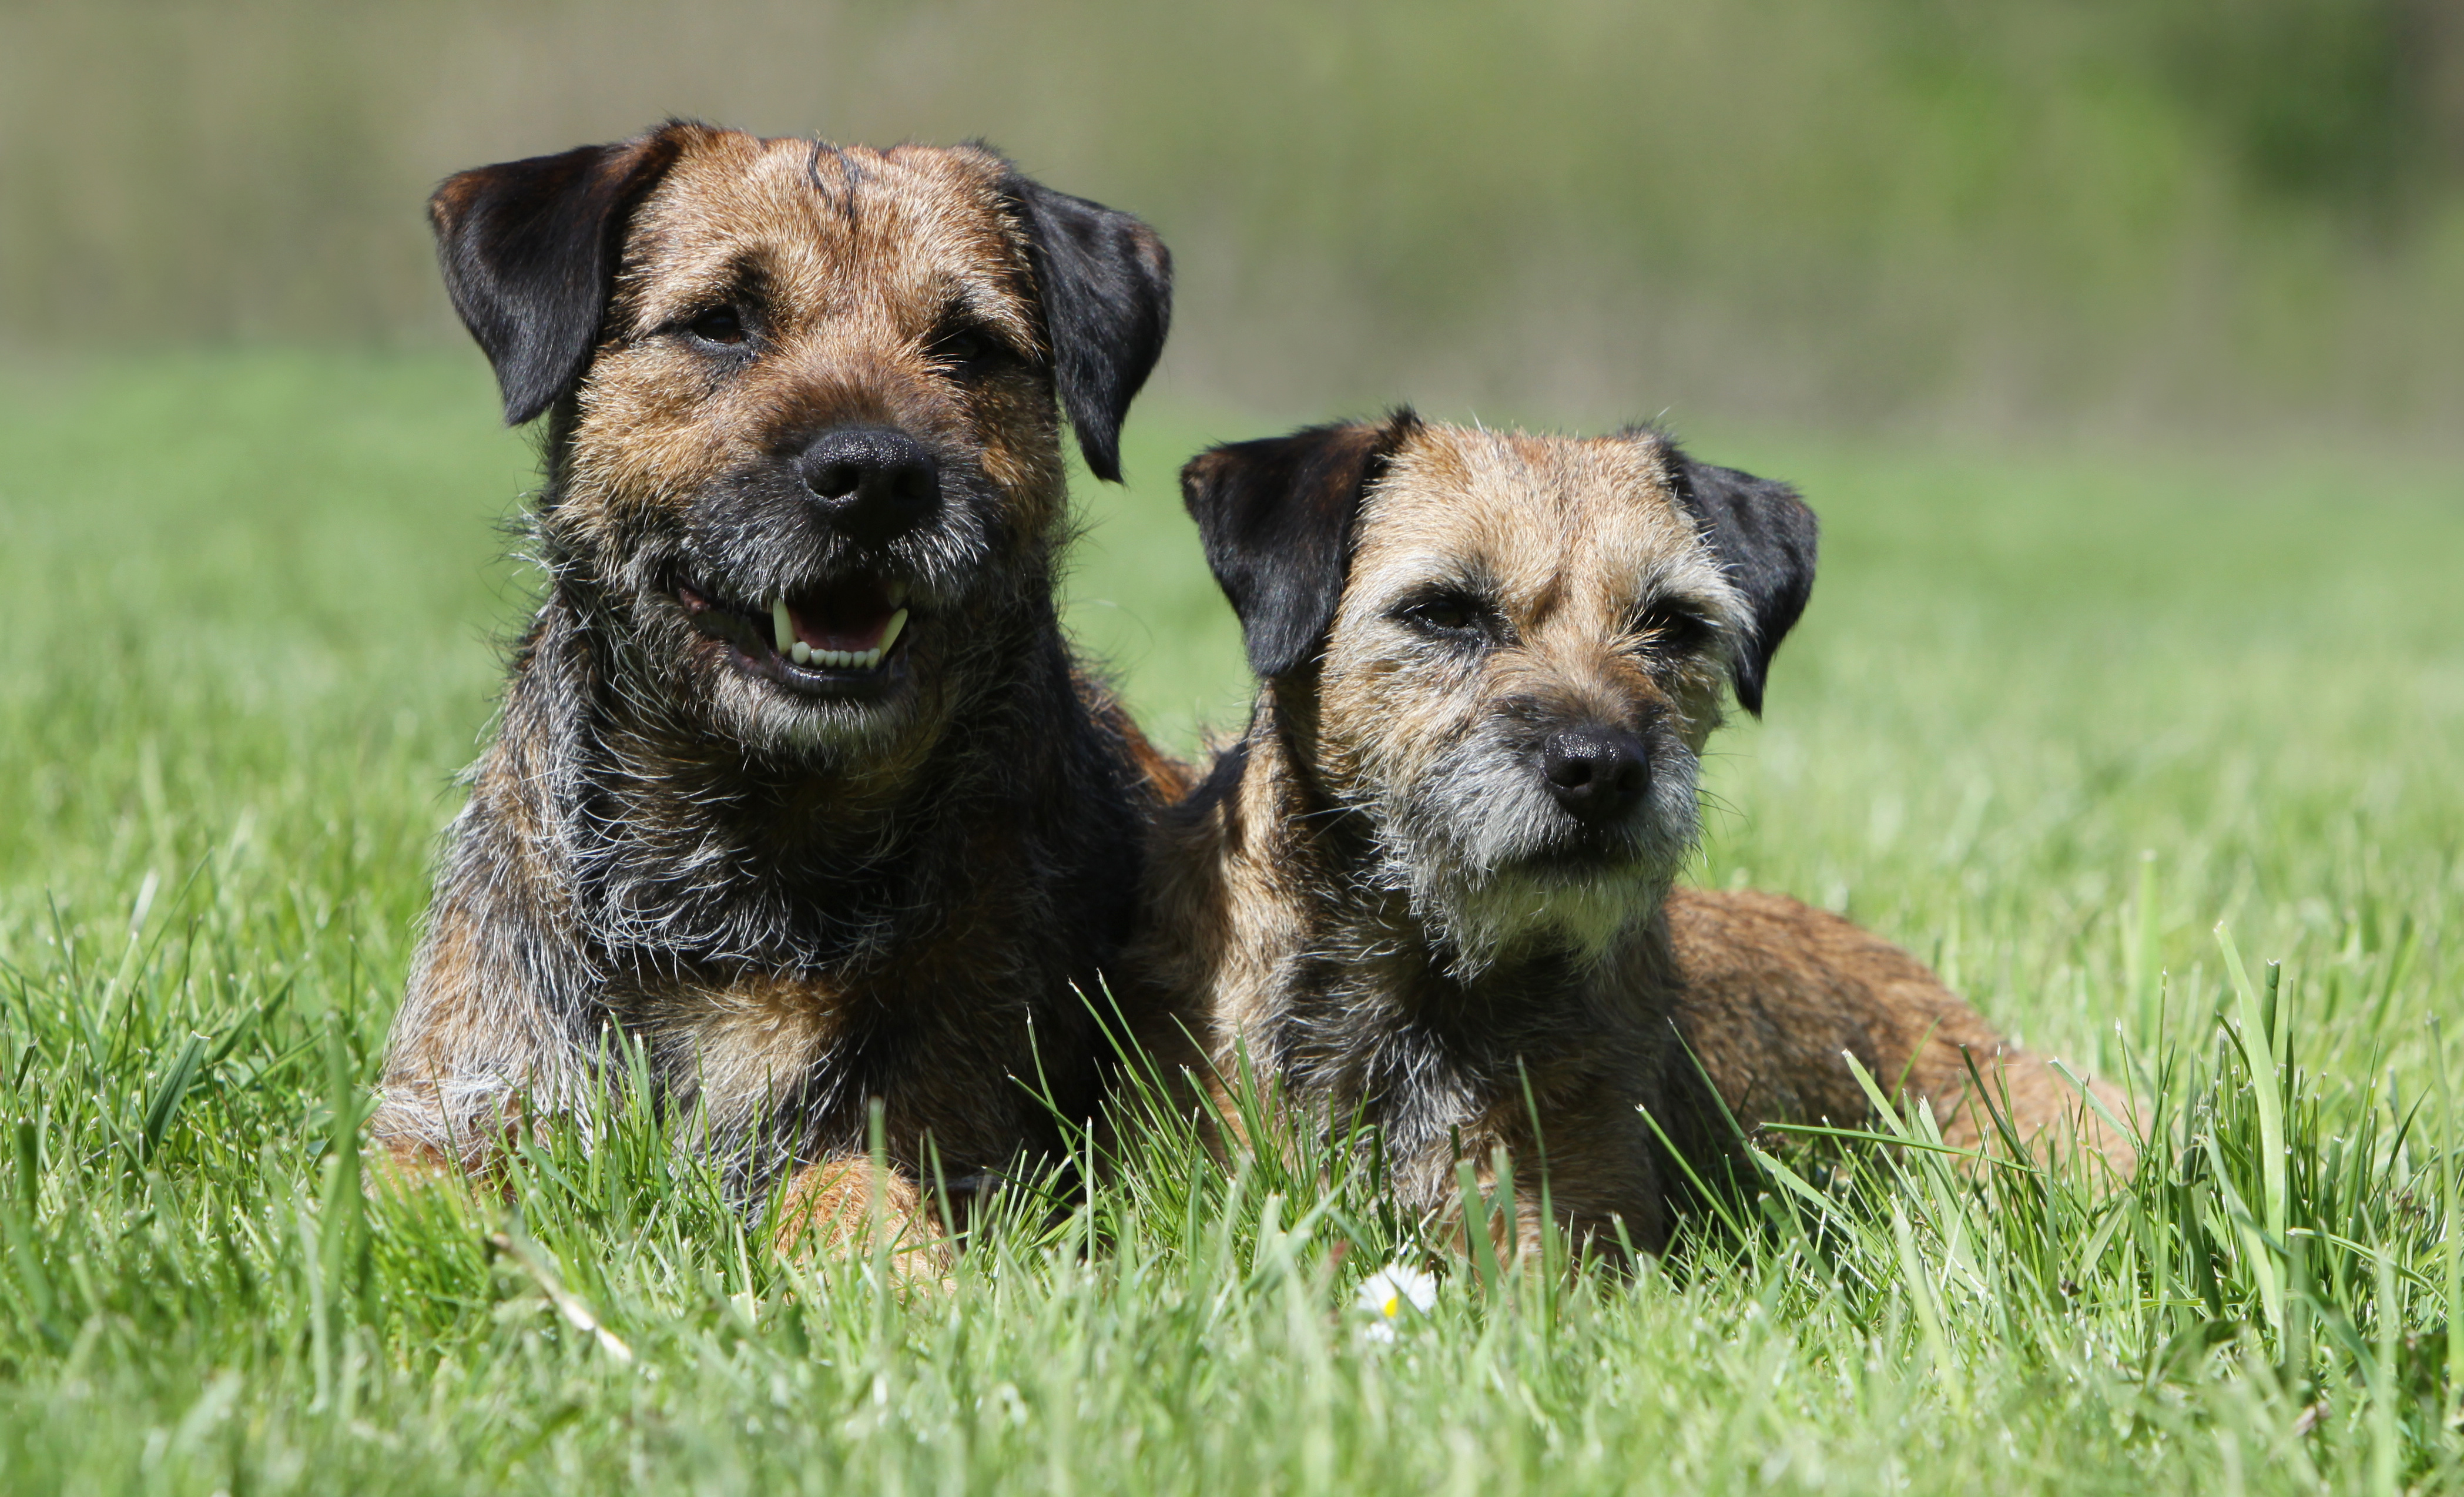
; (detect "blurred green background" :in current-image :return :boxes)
[4,0,2460,435]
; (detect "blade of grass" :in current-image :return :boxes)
[2218,924,2288,1244]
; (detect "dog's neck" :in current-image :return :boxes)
[1208,686,1681,1077]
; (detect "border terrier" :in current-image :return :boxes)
[375,122,1187,1244]
[1138,414,2129,1260]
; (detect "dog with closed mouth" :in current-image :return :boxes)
[1137,413,2129,1261]
[375,121,1187,1247]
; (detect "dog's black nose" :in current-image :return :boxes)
[1540,728,1650,821]
[794,427,940,545]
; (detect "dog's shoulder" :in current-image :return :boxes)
[1072,668,1198,806]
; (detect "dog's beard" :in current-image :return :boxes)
[1356,719,1703,977]
[703,646,927,761]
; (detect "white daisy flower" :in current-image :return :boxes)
[1355,1261,1438,1341]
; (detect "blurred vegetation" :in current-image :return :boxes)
[2,0,2458,435]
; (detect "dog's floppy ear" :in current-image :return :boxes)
[1000,173,1172,483]
[430,122,699,425]
[1181,411,1421,678]
[1667,453,1819,716]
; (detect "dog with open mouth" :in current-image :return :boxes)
[375,122,1186,1248]
[1137,414,2130,1261]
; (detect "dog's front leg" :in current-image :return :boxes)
[373,855,600,1177]
[772,1153,948,1277]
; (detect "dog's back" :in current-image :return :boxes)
[1667,889,2133,1169]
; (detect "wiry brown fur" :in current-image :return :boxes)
[1666,888,2129,1165]
[378,123,1186,1244]
[1141,417,2128,1263]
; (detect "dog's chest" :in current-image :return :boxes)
[631,973,846,1130]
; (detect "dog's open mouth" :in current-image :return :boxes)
[676,573,913,696]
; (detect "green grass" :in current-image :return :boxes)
[1,350,2459,1493]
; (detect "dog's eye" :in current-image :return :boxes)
[928,326,1007,373]
[686,306,747,346]
[1629,605,1713,653]
[1397,593,1490,639]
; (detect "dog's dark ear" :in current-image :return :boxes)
[1668,455,1819,716]
[1181,411,1420,678]
[430,122,698,425]
[1001,175,1172,483]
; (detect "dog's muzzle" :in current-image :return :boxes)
[669,425,973,702]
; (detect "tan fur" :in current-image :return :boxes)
[773,1153,945,1280]
[641,972,846,1137]
[1666,889,2133,1167]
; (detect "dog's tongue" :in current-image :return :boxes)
[788,576,899,652]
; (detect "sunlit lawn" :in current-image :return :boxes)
[1,350,2459,1493]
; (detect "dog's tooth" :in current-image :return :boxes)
[879,607,909,654]
[855,648,881,669]
[790,641,812,665]
[830,649,854,668]
[772,598,794,653]
[887,582,909,608]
